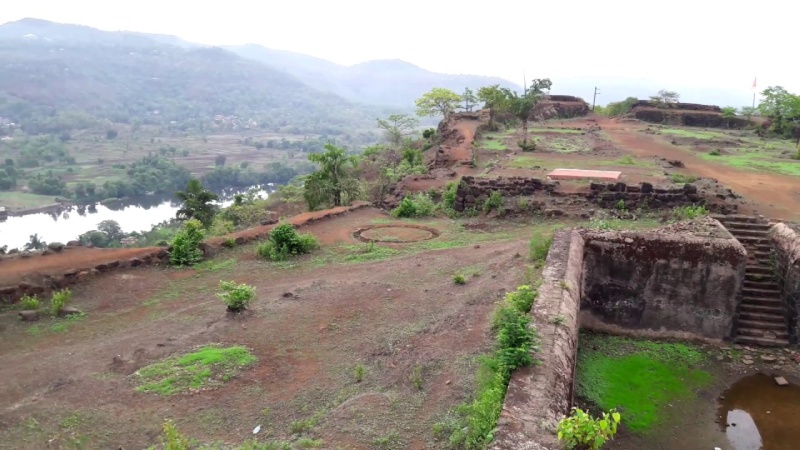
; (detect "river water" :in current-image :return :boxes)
[0,186,272,249]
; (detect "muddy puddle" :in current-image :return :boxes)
[718,373,800,450]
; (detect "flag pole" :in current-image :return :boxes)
[752,76,757,108]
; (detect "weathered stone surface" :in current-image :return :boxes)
[19,310,40,321]
[770,223,800,345]
[66,240,81,247]
[580,226,746,340]
[57,306,82,317]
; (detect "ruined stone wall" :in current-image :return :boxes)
[580,229,747,340]
[491,230,584,450]
[453,176,738,215]
[770,223,800,344]
[632,108,751,129]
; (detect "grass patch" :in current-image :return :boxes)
[134,345,256,395]
[531,127,584,134]
[576,332,712,432]
[195,257,237,272]
[0,191,58,209]
[669,173,698,184]
[660,128,725,139]
[479,138,507,151]
[697,151,800,177]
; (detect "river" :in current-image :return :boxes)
[0,185,273,250]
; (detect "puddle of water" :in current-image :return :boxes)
[718,373,800,450]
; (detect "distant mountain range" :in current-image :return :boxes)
[222,44,521,107]
[0,18,523,136]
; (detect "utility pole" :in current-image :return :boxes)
[592,87,601,112]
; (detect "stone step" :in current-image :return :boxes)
[741,296,783,307]
[740,303,785,315]
[738,319,786,331]
[745,273,776,283]
[737,327,789,339]
[745,265,773,275]
[739,311,785,323]
[724,221,772,231]
[714,214,764,224]
[737,236,769,245]
[729,228,769,237]
[743,279,780,290]
[734,335,790,347]
[753,251,773,261]
[742,287,781,298]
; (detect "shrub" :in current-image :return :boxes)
[217,280,256,312]
[672,204,708,220]
[50,288,72,315]
[483,191,503,213]
[354,364,365,382]
[618,155,635,165]
[709,148,721,156]
[453,274,466,285]
[169,219,205,266]
[159,419,191,450]
[422,128,436,139]
[391,192,436,218]
[557,408,621,450]
[222,237,237,248]
[257,223,319,261]
[20,294,41,310]
[442,181,458,210]
[447,284,540,448]
[518,140,537,152]
[530,233,553,262]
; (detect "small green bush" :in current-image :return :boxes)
[20,294,41,311]
[169,219,205,266]
[446,283,540,448]
[530,233,553,262]
[483,191,503,213]
[442,181,458,210]
[50,289,72,315]
[221,237,237,248]
[159,419,191,450]
[672,204,708,221]
[669,173,698,184]
[518,140,537,152]
[391,192,436,218]
[557,408,621,450]
[354,364,365,382]
[257,223,319,261]
[453,274,466,285]
[217,280,256,312]
[709,148,721,156]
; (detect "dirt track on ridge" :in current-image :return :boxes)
[599,117,800,221]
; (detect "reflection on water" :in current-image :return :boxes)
[718,373,800,450]
[0,186,272,249]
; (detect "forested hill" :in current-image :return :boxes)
[224,44,521,107]
[0,19,389,135]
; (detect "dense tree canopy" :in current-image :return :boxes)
[415,88,462,119]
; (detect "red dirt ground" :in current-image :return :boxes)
[0,210,531,449]
[599,117,800,220]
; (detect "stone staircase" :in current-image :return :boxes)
[714,215,789,347]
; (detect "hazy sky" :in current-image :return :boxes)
[3,0,798,100]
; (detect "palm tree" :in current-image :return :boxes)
[307,144,359,207]
[175,179,219,227]
[24,233,46,251]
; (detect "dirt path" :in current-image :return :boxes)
[599,117,800,220]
